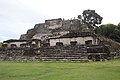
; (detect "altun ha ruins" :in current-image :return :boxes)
[0,17,120,62]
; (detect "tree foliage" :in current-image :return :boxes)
[78,9,103,30]
[78,10,120,43]
[96,23,120,43]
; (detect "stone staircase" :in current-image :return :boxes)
[0,52,89,62]
[0,44,114,62]
[39,53,89,62]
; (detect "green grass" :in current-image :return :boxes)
[0,42,2,48]
[0,59,120,80]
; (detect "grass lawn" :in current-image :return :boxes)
[0,59,120,80]
[0,42,2,48]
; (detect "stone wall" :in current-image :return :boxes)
[4,41,27,48]
[19,18,82,40]
[0,45,115,62]
[45,18,62,29]
[49,36,97,46]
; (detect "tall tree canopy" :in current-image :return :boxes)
[78,10,120,43]
[78,9,103,30]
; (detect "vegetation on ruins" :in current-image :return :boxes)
[0,59,120,80]
[78,9,103,31]
[95,23,120,43]
[78,9,120,43]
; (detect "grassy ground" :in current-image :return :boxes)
[0,42,2,48]
[0,59,120,80]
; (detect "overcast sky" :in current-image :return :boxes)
[0,0,120,42]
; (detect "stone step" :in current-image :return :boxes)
[41,59,89,62]
[40,54,87,57]
[41,57,87,59]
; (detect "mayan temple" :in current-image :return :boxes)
[0,16,120,62]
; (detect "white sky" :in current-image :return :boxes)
[0,0,120,42]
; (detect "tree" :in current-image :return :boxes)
[78,9,103,31]
[117,22,120,30]
[118,22,120,27]
[96,23,120,43]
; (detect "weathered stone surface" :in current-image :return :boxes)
[19,18,85,40]
[0,44,119,62]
